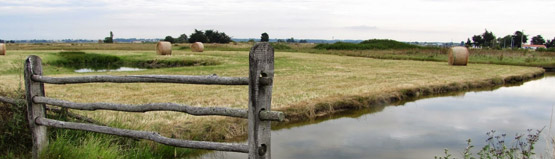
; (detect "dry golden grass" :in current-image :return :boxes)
[0,49,544,141]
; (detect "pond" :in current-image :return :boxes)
[200,73,555,159]
[74,67,145,73]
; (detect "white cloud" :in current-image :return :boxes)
[0,0,554,41]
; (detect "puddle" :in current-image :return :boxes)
[74,67,146,73]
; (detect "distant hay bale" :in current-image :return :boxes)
[448,46,469,66]
[191,42,204,52]
[0,43,5,56]
[156,41,172,55]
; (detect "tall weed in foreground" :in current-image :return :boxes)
[436,129,544,159]
[40,129,198,159]
[0,88,30,157]
[0,62,29,157]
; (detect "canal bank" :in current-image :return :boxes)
[201,71,553,159]
[278,69,545,123]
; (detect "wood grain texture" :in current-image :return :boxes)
[33,74,249,85]
[33,96,284,121]
[24,55,48,159]
[248,42,274,159]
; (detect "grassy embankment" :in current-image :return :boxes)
[0,43,546,158]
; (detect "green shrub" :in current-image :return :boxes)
[314,39,421,50]
[270,43,292,50]
[50,51,123,69]
[537,47,555,52]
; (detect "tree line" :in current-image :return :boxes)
[163,29,232,44]
[465,30,555,48]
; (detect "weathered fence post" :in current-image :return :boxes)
[24,55,48,159]
[248,42,274,159]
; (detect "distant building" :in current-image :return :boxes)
[132,41,143,43]
[522,44,546,50]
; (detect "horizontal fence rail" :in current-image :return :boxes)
[35,117,249,153]
[32,74,273,85]
[33,96,284,121]
[0,96,104,125]
[0,95,25,105]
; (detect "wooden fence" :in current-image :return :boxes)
[18,42,282,159]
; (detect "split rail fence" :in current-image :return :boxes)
[2,42,282,159]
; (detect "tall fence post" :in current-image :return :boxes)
[24,55,48,159]
[248,42,274,159]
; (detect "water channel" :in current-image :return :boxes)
[201,73,555,159]
[74,67,145,73]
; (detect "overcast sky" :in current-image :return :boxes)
[1,0,554,42]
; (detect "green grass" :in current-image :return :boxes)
[314,39,422,50]
[40,128,201,159]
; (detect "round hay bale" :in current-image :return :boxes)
[156,41,172,55]
[0,43,5,56]
[448,46,469,66]
[191,42,204,52]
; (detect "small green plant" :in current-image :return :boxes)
[436,128,544,159]
[270,42,292,50]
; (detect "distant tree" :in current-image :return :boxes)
[472,35,483,47]
[531,35,545,45]
[176,34,188,43]
[103,31,114,43]
[512,31,528,48]
[465,38,472,47]
[0,39,4,43]
[198,29,232,43]
[286,37,296,43]
[300,39,308,43]
[546,37,555,48]
[164,36,175,43]
[482,30,495,48]
[496,35,513,48]
[189,29,208,43]
[205,30,215,42]
[248,39,255,43]
[261,33,269,42]
[277,39,285,43]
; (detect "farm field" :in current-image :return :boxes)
[0,44,546,158]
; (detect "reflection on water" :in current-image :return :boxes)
[201,74,555,159]
[74,67,145,73]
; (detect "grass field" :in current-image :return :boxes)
[0,43,547,158]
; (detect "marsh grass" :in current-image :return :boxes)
[304,48,555,67]
[51,51,123,69]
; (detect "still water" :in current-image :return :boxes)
[202,74,555,159]
[74,67,145,73]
